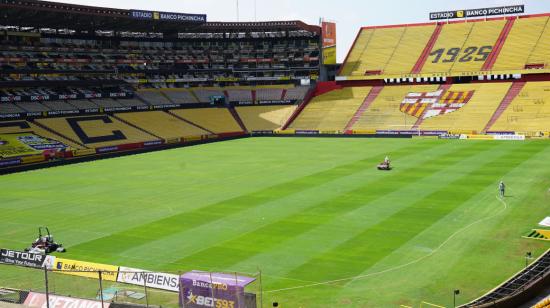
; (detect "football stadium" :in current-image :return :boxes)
[1,1,550,307]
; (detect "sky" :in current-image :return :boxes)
[58,0,550,62]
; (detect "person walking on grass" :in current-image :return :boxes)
[499,181,506,198]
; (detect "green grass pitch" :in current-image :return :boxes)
[1,137,549,307]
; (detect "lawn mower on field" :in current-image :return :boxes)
[377,159,392,171]
[25,227,66,254]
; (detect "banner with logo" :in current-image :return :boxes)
[321,21,337,65]
[0,249,55,269]
[179,272,255,308]
[118,266,179,292]
[54,258,119,281]
[0,134,42,158]
[130,10,206,23]
[430,5,524,20]
[24,292,109,308]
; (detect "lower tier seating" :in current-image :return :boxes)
[169,108,243,133]
[116,111,208,139]
[236,105,296,131]
[35,115,159,148]
[491,81,550,133]
[290,87,372,131]
[0,120,84,149]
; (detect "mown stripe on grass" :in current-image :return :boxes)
[167,142,500,270]
[227,142,512,279]
[68,141,439,257]
[282,142,547,283]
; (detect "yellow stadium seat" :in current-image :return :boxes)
[0,120,84,149]
[35,115,159,148]
[169,108,242,133]
[236,105,297,131]
[491,81,550,133]
[116,111,209,139]
[420,83,511,132]
[493,17,548,70]
[351,85,439,131]
[290,87,372,131]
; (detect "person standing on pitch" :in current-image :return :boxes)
[499,181,506,198]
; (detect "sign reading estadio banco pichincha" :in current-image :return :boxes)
[430,5,525,20]
[130,10,206,23]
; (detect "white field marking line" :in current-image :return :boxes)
[265,194,508,293]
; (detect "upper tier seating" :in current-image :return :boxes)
[0,103,25,114]
[193,89,226,103]
[493,16,549,70]
[42,100,77,111]
[0,120,83,149]
[236,105,296,131]
[227,90,253,102]
[256,88,283,101]
[340,15,550,77]
[116,111,208,139]
[91,98,123,108]
[169,108,242,133]
[162,89,199,104]
[137,91,172,105]
[35,115,159,148]
[284,86,310,100]
[290,87,372,131]
[491,81,550,133]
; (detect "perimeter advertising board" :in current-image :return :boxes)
[24,292,109,308]
[0,249,55,269]
[54,258,119,281]
[118,266,179,292]
[321,21,337,65]
[179,271,255,308]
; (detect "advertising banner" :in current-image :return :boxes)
[130,10,206,23]
[493,134,526,141]
[0,134,43,158]
[118,266,179,292]
[179,271,255,308]
[321,21,337,65]
[0,249,55,269]
[430,5,524,20]
[54,258,119,281]
[24,292,109,308]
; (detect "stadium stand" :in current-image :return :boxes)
[35,115,159,148]
[162,89,199,104]
[116,111,209,139]
[290,87,372,131]
[0,120,84,149]
[349,85,439,131]
[236,105,297,131]
[490,81,550,133]
[463,249,550,307]
[169,108,243,133]
[42,100,77,111]
[137,91,172,105]
[420,83,511,133]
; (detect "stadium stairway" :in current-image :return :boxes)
[165,110,215,134]
[483,81,526,132]
[481,18,516,71]
[281,87,316,130]
[344,86,384,132]
[228,106,248,132]
[411,23,443,74]
[111,114,163,140]
[30,119,87,149]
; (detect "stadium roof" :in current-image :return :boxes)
[0,0,320,34]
